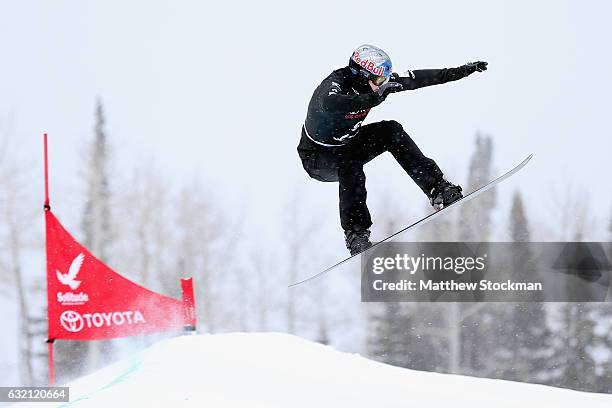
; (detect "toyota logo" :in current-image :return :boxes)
[60,310,84,333]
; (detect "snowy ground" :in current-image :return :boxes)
[18,333,612,408]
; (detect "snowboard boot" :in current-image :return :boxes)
[344,228,373,256]
[429,179,463,211]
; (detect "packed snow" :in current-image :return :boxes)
[20,333,612,407]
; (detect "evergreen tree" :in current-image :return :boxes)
[412,202,459,374]
[494,191,552,383]
[366,213,406,365]
[509,191,530,242]
[392,135,499,376]
[592,208,612,392]
[458,133,496,242]
[82,98,113,261]
[56,98,115,382]
[456,134,497,376]
[548,226,600,391]
[552,303,598,391]
[367,302,409,366]
[367,200,444,372]
[609,206,612,240]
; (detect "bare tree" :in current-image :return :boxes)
[0,125,42,385]
[546,179,595,241]
[114,163,171,290]
[249,247,274,331]
[172,181,225,332]
[283,192,317,334]
[218,215,248,331]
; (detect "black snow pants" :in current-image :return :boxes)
[298,120,443,232]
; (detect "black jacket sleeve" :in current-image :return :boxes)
[392,65,476,91]
[318,81,384,113]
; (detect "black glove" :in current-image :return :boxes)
[465,61,488,73]
[376,81,403,98]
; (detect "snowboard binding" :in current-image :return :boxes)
[344,228,373,256]
[430,180,463,211]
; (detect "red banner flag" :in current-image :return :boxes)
[46,210,190,341]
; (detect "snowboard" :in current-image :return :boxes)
[289,154,533,287]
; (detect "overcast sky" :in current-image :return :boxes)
[1,0,611,246]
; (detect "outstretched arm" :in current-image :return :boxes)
[392,61,488,91]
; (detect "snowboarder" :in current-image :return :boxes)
[298,44,488,256]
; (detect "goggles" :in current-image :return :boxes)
[350,65,391,86]
[370,75,389,86]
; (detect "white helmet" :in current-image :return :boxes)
[349,44,392,85]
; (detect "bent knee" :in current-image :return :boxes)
[382,120,404,134]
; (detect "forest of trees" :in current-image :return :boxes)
[1,104,611,392]
[367,134,612,393]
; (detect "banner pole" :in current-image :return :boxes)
[43,133,50,210]
[47,339,55,385]
[181,278,196,332]
[44,134,54,386]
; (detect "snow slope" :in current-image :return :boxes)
[22,333,612,407]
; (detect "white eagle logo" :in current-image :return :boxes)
[56,253,85,290]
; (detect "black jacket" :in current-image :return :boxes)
[300,65,477,149]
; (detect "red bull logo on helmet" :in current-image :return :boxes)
[352,51,388,77]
